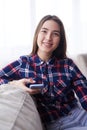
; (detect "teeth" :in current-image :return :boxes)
[44,43,52,48]
[44,42,52,45]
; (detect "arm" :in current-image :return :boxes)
[0,56,41,95]
[69,59,87,110]
[0,59,21,85]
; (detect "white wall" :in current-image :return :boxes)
[0,0,32,68]
[0,0,87,68]
[34,0,87,56]
[71,0,87,55]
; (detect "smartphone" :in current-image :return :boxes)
[29,83,44,89]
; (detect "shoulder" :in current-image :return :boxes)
[20,54,36,64]
[55,57,77,70]
[56,57,75,65]
[65,58,75,65]
[20,55,32,62]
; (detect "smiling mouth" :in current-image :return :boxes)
[43,42,53,46]
[43,42,53,47]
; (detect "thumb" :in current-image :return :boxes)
[23,78,36,84]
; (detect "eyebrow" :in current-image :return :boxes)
[41,27,60,33]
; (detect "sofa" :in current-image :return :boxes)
[0,53,87,130]
[67,53,87,79]
[74,54,87,78]
[0,84,43,130]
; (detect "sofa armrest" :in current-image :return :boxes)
[76,54,87,78]
[0,84,43,130]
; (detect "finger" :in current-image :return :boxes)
[27,88,41,95]
[22,78,35,84]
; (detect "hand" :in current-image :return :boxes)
[9,78,41,95]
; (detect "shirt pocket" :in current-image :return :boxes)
[53,79,68,97]
[19,68,35,78]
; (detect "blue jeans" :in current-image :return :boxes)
[45,105,87,130]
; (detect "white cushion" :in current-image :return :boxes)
[76,54,87,78]
[0,84,43,130]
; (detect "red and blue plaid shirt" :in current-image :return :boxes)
[0,54,87,123]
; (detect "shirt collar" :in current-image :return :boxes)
[31,54,56,66]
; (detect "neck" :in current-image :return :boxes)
[37,51,52,62]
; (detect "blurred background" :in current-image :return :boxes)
[0,0,87,68]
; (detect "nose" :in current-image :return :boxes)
[46,33,52,40]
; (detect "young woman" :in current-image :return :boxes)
[0,15,87,130]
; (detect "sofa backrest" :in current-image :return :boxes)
[73,54,87,78]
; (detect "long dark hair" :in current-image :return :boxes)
[30,15,67,59]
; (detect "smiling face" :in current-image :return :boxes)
[37,20,60,60]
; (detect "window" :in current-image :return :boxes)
[0,0,87,68]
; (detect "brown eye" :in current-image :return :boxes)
[41,30,47,33]
[40,28,48,34]
[53,32,60,37]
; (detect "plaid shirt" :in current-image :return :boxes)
[0,54,87,123]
